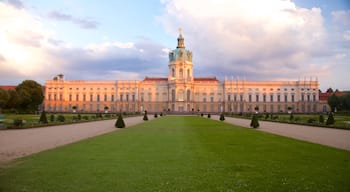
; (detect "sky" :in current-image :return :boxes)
[0,0,349,91]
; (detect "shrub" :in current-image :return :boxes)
[319,114,325,124]
[72,116,78,122]
[13,119,23,127]
[154,113,158,118]
[326,113,335,125]
[39,110,48,124]
[201,113,204,117]
[77,114,81,120]
[219,113,225,121]
[294,117,300,122]
[143,113,148,121]
[207,114,211,118]
[250,114,259,128]
[160,113,163,117]
[115,114,125,128]
[57,115,65,122]
[265,113,269,119]
[82,116,89,120]
[50,114,55,122]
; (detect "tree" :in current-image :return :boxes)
[0,88,9,110]
[16,80,44,112]
[326,113,335,125]
[250,114,259,128]
[115,114,125,128]
[328,94,340,112]
[39,110,48,124]
[5,89,20,110]
[326,88,334,93]
[219,113,225,121]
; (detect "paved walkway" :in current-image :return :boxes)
[0,116,153,164]
[212,115,350,151]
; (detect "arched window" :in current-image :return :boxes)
[178,90,184,101]
[172,68,175,77]
[187,69,190,78]
[179,68,183,78]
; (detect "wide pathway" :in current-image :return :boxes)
[213,115,350,151]
[0,116,152,164]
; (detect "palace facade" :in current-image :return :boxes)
[44,31,322,113]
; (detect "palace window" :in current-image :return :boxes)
[284,94,288,102]
[76,94,79,101]
[263,95,266,102]
[97,94,100,102]
[256,95,259,102]
[277,95,281,102]
[248,95,252,102]
[90,94,93,102]
[69,94,72,101]
[120,94,123,101]
[270,94,274,102]
[104,94,107,102]
[83,94,86,101]
[291,95,295,102]
[111,95,114,102]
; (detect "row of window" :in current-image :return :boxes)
[227,94,317,102]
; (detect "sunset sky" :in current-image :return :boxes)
[0,0,349,91]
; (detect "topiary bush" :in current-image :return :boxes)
[326,113,335,125]
[289,113,294,121]
[201,113,204,117]
[307,118,316,124]
[39,110,48,124]
[250,114,259,128]
[143,112,148,121]
[115,114,125,128]
[154,113,158,118]
[219,113,225,121]
[207,114,211,118]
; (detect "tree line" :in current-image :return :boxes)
[327,88,350,112]
[0,80,44,113]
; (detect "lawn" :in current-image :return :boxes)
[0,116,349,191]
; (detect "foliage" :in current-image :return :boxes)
[264,113,269,119]
[57,115,65,122]
[250,114,259,128]
[219,113,225,121]
[115,114,125,128]
[201,113,203,117]
[0,88,9,109]
[39,111,48,124]
[50,114,55,122]
[319,114,324,124]
[143,112,148,121]
[15,80,44,112]
[326,113,335,125]
[289,113,294,121]
[207,114,211,118]
[154,113,158,118]
[13,119,23,127]
[307,118,316,124]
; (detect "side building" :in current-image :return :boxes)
[44,31,320,114]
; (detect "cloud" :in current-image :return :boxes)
[159,0,330,80]
[48,10,99,29]
[332,10,350,26]
[4,0,24,9]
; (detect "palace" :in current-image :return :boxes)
[44,31,323,113]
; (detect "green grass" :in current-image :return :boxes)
[1,116,349,191]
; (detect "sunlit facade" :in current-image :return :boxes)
[45,31,320,113]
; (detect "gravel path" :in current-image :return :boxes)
[1,115,349,164]
[0,116,152,164]
[212,115,350,151]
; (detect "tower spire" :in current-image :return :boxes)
[177,27,185,48]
